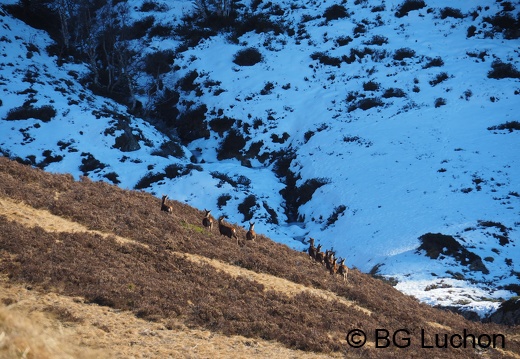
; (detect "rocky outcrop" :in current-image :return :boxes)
[486,297,520,325]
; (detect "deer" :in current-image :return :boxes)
[218,216,238,244]
[246,222,256,241]
[337,258,349,283]
[308,238,317,260]
[315,244,325,264]
[202,209,213,231]
[329,257,338,276]
[161,195,172,213]
[324,249,335,271]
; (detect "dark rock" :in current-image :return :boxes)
[486,297,520,325]
[417,233,489,274]
[114,127,141,152]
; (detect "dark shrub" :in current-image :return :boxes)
[310,52,342,67]
[4,1,60,37]
[349,97,384,112]
[395,0,426,18]
[342,47,373,64]
[260,82,275,95]
[483,13,520,39]
[143,49,175,75]
[139,0,167,12]
[434,97,446,108]
[103,172,120,184]
[177,70,199,92]
[304,131,314,143]
[125,16,155,40]
[271,132,290,144]
[217,194,232,208]
[324,205,347,228]
[37,150,63,169]
[209,116,236,136]
[152,88,180,126]
[233,47,262,66]
[217,128,246,160]
[423,56,444,68]
[273,149,296,179]
[231,13,286,39]
[134,172,164,189]
[323,4,349,21]
[79,153,106,175]
[393,47,415,60]
[488,60,520,79]
[151,140,185,158]
[343,135,373,147]
[358,97,384,110]
[335,35,353,47]
[352,23,366,37]
[296,178,329,208]
[467,25,477,38]
[164,164,195,179]
[363,80,380,91]
[440,7,464,19]
[211,172,250,188]
[487,121,520,132]
[238,195,257,221]
[5,105,56,122]
[429,72,449,86]
[382,88,406,98]
[463,89,473,100]
[363,35,388,46]
[148,24,174,38]
[176,104,209,144]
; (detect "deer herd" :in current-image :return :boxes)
[161,195,348,283]
[307,237,348,282]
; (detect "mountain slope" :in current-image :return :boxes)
[0,0,519,316]
[1,157,519,358]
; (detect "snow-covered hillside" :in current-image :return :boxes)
[1,0,518,317]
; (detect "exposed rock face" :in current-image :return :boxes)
[417,233,489,274]
[486,298,520,325]
[114,127,141,152]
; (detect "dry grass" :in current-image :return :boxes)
[0,282,104,359]
[0,157,519,358]
[0,278,340,359]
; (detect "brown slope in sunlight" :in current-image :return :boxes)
[0,276,339,359]
[0,195,370,314]
[0,197,145,248]
[0,157,518,358]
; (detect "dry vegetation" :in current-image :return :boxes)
[0,157,518,358]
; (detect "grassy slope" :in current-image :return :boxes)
[0,157,518,358]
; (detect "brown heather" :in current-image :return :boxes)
[0,157,518,358]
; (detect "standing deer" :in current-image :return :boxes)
[329,257,338,276]
[246,222,256,241]
[218,216,238,244]
[202,209,213,231]
[338,258,349,283]
[308,238,317,260]
[315,244,325,264]
[161,195,172,213]
[324,250,335,271]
